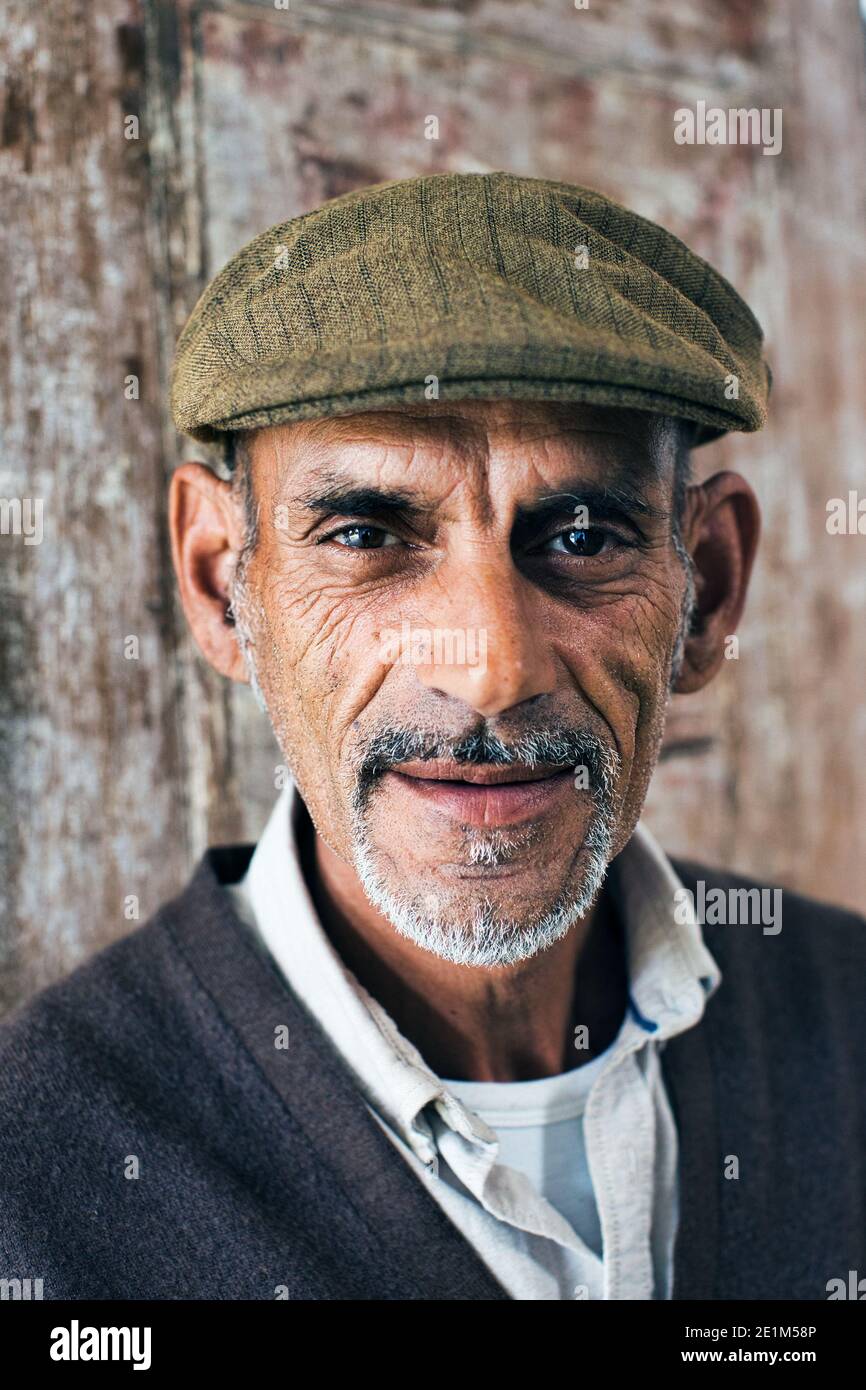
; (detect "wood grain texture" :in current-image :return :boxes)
[1,0,864,1015]
[0,0,188,1013]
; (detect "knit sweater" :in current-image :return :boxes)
[0,846,863,1300]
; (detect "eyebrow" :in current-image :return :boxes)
[297,476,668,536]
[301,484,421,522]
[517,483,667,532]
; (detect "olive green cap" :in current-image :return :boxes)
[170,171,771,448]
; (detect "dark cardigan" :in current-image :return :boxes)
[1,846,863,1300]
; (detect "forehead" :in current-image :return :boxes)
[245,400,680,495]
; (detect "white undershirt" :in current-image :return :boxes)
[442,1053,610,1261]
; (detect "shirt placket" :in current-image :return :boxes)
[585,1033,657,1300]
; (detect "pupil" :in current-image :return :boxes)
[567,527,603,556]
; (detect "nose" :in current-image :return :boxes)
[409,552,558,719]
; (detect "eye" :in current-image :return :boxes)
[544,526,614,558]
[327,524,401,550]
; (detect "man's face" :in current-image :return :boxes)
[226,400,691,966]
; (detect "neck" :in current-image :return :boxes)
[297,806,628,1083]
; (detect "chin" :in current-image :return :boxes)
[352,835,612,969]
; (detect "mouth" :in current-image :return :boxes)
[386,760,579,828]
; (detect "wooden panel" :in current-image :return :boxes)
[0,0,187,1013]
[2,0,864,1017]
[646,0,866,899]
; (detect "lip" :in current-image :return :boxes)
[386,764,578,828]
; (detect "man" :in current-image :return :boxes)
[1,172,863,1301]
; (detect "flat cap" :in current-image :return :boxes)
[170,171,771,447]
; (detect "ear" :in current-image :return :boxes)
[168,461,250,683]
[673,470,761,694]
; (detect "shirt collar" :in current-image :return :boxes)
[231,783,446,1163]
[608,817,721,1041]
[228,782,720,1166]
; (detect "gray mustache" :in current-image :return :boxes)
[353,726,620,809]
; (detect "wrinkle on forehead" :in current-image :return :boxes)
[252,401,679,507]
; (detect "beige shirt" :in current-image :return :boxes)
[227,784,720,1301]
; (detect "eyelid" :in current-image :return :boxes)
[554,510,651,545]
[534,522,634,553]
[317,520,403,548]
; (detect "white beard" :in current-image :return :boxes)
[350,800,615,969]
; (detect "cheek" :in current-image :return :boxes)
[251,565,394,784]
[605,588,683,826]
[610,585,683,694]
[557,584,681,816]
